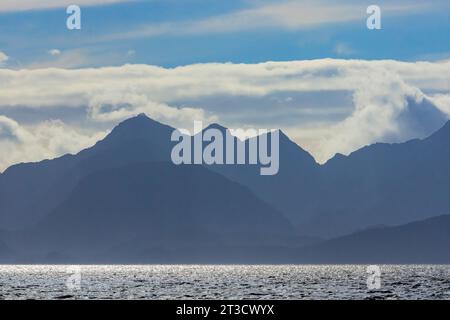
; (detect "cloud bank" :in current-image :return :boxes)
[0,58,450,171]
[0,116,106,171]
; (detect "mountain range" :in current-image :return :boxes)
[206,120,450,238]
[0,113,450,263]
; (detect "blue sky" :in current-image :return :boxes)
[1,0,450,68]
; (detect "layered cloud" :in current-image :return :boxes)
[0,58,450,170]
[87,90,216,127]
[2,59,450,105]
[290,84,447,162]
[431,94,450,114]
[0,116,106,171]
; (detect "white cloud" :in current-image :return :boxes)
[0,51,9,66]
[1,58,450,168]
[429,93,450,115]
[0,116,106,171]
[0,0,134,12]
[87,91,217,128]
[2,59,450,106]
[48,49,61,56]
[290,79,443,162]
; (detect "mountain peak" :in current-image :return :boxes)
[119,113,172,130]
[278,129,290,140]
[98,114,175,148]
[117,113,160,127]
[137,112,149,118]
[203,123,228,132]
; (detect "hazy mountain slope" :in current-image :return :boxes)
[202,125,321,231]
[0,114,174,229]
[209,120,450,238]
[15,162,297,262]
[2,113,450,260]
[297,215,450,263]
[303,121,450,237]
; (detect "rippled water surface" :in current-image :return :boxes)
[0,265,449,299]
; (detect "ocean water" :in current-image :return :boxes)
[0,265,449,300]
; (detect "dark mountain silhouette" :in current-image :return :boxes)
[0,114,174,229]
[306,120,450,237]
[204,127,321,233]
[200,97,450,238]
[1,114,450,262]
[296,215,450,263]
[18,162,296,262]
[208,121,450,238]
[1,115,305,262]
